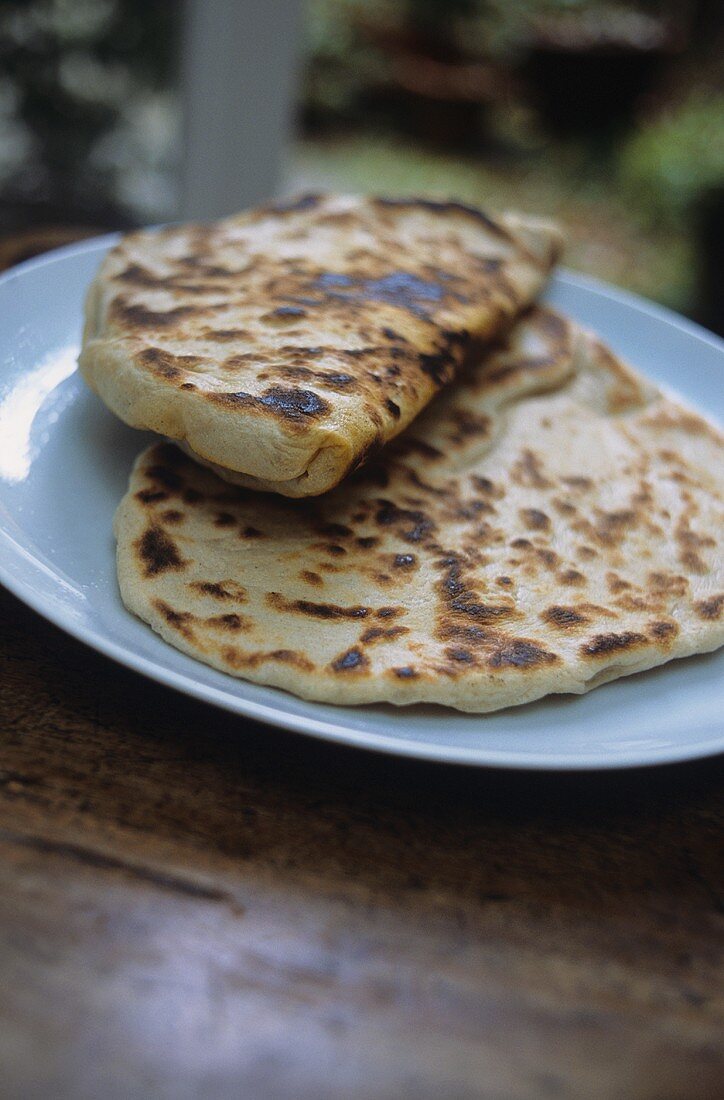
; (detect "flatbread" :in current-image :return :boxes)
[80,194,562,497]
[114,308,724,712]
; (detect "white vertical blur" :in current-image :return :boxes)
[180,0,304,220]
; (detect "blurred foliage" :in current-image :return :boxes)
[301,0,381,120]
[303,0,681,70]
[620,92,724,226]
[300,0,691,143]
[0,0,178,224]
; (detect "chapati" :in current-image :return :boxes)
[80,194,562,497]
[114,308,724,711]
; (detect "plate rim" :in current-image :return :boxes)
[0,233,722,771]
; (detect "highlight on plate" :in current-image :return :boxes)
[77,193,724,713]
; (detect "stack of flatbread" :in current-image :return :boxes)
[80,193,724,712]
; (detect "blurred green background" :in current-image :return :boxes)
[0,0,722,330]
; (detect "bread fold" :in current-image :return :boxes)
[80,194,562,496]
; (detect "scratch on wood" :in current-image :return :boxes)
[0,828,242,908]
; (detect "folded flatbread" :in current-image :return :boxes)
[114,308,724,712]
[80,194,562,496]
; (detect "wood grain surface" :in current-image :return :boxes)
[1,585,723,1100]
[0,233,722,1099]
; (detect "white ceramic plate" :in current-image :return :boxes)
[1,235,722,770]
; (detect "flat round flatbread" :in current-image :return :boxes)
[114,308,724,712]
[80,194,562,497]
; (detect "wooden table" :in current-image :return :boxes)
[1,234,722,1100]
